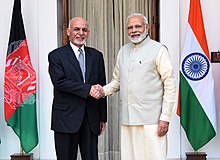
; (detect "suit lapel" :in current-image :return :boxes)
[85,47,93,83]
[65,43,84,80]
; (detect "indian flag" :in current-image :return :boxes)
[177,0,217,151]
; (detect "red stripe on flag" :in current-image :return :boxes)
[4,39,36,121]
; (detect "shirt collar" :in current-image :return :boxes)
[69,42,85,58]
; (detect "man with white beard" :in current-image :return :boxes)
[100,13,177,160]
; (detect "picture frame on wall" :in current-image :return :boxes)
[211,51,220,63]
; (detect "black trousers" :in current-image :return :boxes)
[54,114,98,160]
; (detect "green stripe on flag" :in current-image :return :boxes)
[7,94,38,153]
[180,73,216,150]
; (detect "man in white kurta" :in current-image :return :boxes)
[103,13,176,160]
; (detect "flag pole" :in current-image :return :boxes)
[20,146,24,155]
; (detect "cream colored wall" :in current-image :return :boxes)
[0,0,220,159]
[160,0,180,158]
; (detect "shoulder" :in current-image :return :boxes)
[119,42,132,53]
[149,39,164,48]
[48,44,70,58]
[148,39,169,54]
[122,42,132,49]
[85,46,101,53]
[49,44,69,54]
[85,46,103,56]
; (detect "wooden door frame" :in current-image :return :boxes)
[150,0,160,40]
[62,0,69,46]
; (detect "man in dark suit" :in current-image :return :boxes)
[48,17,107,160]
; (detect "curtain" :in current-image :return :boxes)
[69,1,152,159]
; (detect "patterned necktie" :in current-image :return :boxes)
[78,48,85,80]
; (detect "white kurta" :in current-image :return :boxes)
[104,36,176,125]
[103,36,176,160]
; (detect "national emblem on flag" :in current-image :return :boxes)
[4,0,38,153]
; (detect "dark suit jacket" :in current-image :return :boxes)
[48,43,107,135]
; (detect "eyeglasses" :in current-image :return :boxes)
[71,27,89,33]
[127,24,145,30]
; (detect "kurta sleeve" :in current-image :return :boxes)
[156,46,177,122]
[103,53,120,96]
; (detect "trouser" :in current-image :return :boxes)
[54,115,98,160]
[121,124,167,160]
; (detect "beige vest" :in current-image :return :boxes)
[119,37,164,125]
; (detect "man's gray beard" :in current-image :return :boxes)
[73,39,86,46]
[128,29,148,44]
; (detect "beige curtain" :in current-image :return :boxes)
[69,1,151,159]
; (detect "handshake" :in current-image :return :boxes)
[89,84,105,99]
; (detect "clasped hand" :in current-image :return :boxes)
[89,84,105,99]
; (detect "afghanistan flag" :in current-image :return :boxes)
[4,0,38,153]
[177,0,217,151]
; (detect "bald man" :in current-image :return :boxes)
[48,17,107,160]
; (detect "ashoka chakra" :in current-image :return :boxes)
[182,52,209,81]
